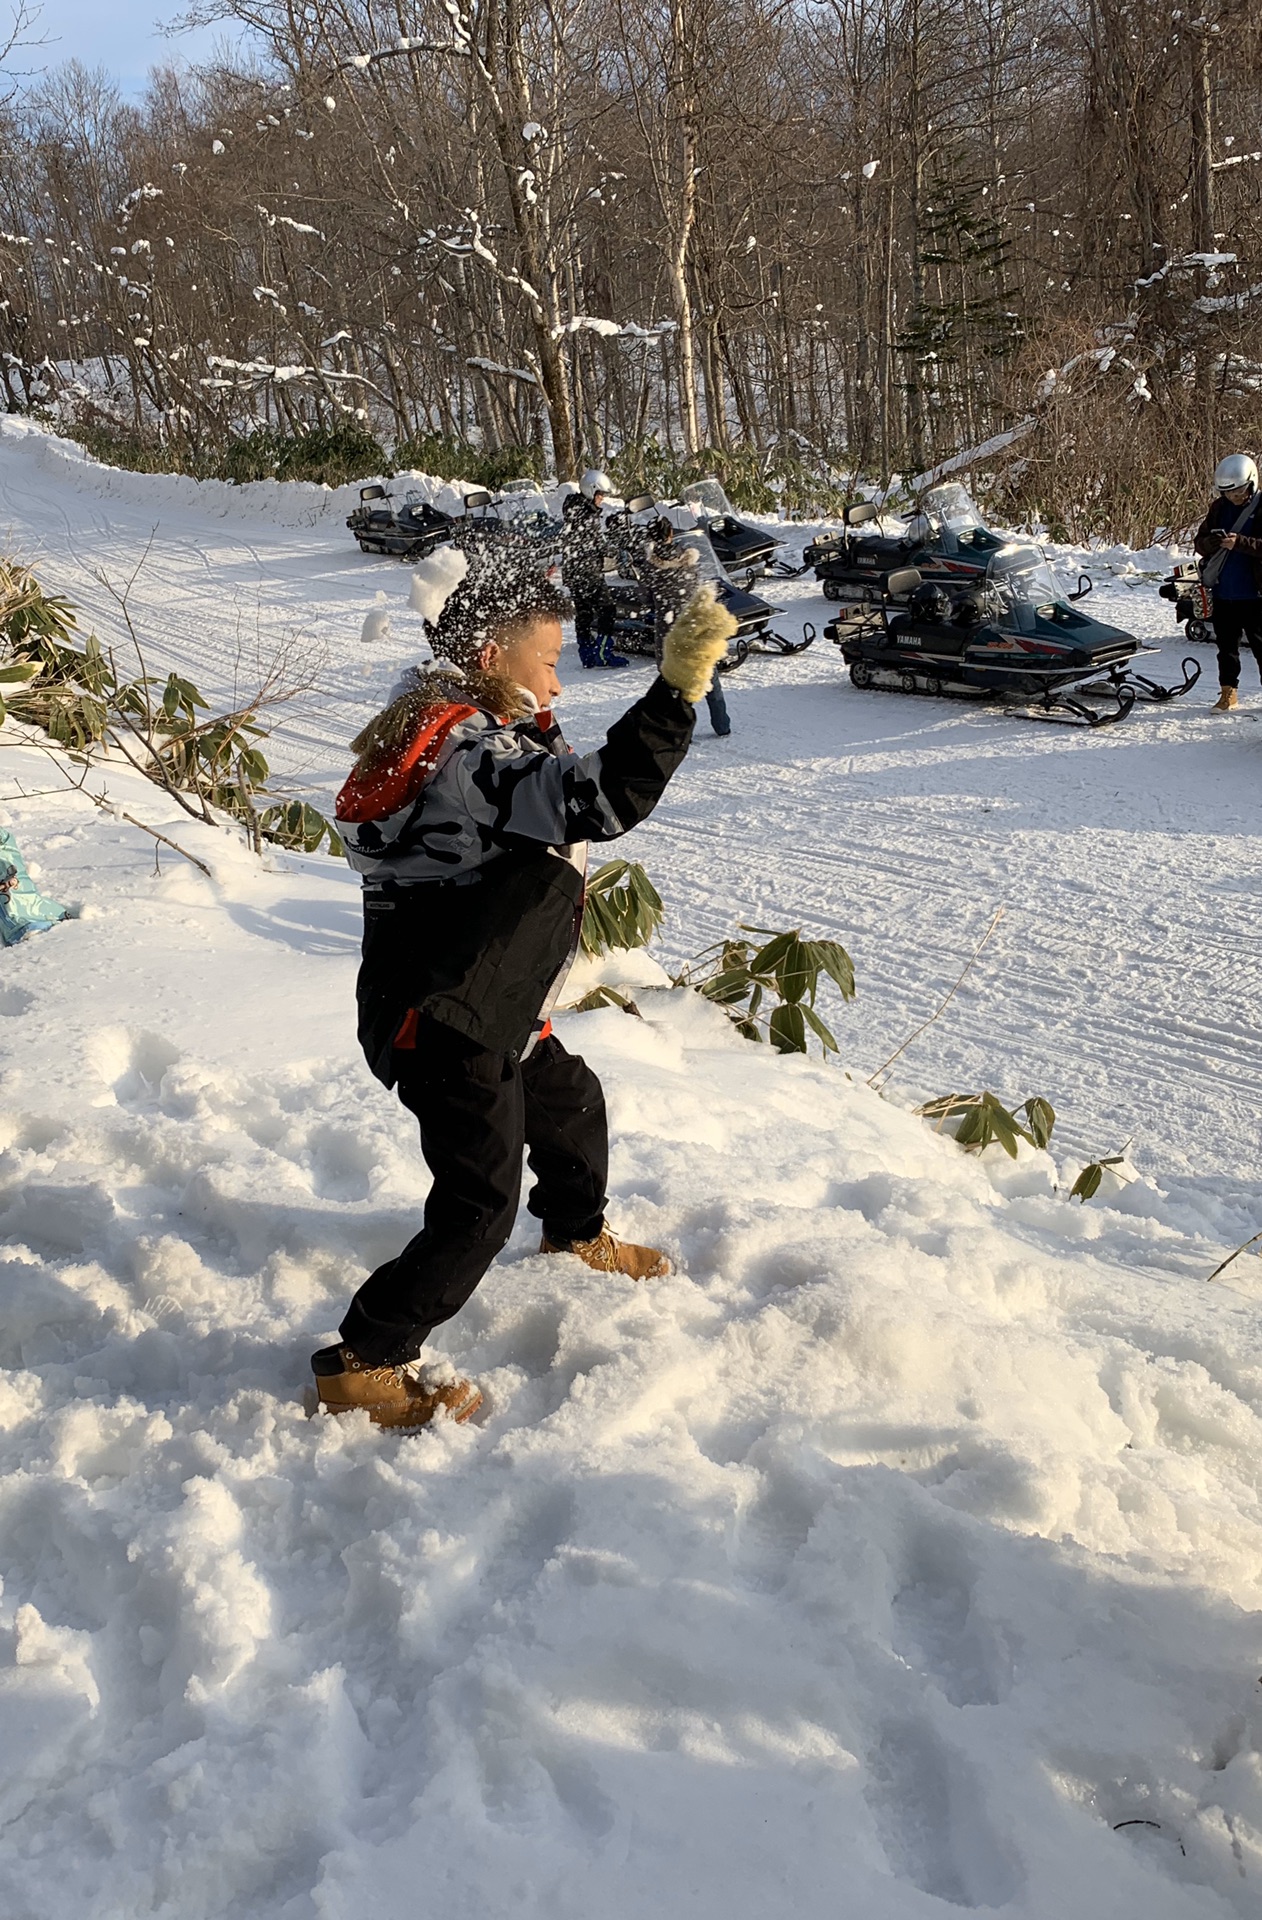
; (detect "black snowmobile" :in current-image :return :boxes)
[346,484,456,559]
[826,559,1199,726]
[679,478,790,581]
[348,480,563,564]
[604,495,814,667]
[448,484,565,564]
[805,483,1097,611]
[1158,561,1215,646]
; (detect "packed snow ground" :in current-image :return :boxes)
[1,416,1261,1918]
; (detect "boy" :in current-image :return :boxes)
[315,554,735,1427]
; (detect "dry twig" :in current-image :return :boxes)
[868,908,1006,1091]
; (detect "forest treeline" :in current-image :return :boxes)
[1,0,1260,539]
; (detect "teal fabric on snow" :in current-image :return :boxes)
[0,827,68,945]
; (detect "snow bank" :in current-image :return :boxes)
[0,414,379,530]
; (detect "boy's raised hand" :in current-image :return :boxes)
[659,582,739,704]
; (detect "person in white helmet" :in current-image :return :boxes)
[561,468,628,669]
[1194,453,1262,711]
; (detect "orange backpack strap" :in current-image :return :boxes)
[335,702,479,824]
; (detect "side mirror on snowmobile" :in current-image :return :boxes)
[463,489,493,510]
[359,485,387,502]
[1069,573,1093,601]
[626,494,656,515]
[885,567,922,600]
[844,501,877,526]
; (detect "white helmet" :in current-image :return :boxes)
[580,467,612,501]
[1214,453,1258,494]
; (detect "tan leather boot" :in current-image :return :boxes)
[312,1346,482,1428]
[540,1225,671,1279]
[1213,687,1239,712]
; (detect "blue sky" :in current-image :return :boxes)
[17,0,244,96]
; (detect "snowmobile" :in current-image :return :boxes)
[805,483,1096,611]
[603,495,814,667]
[1158,561,1215,646]
[447,485,565,565]
[346,484,457,560]
[825,559,1200,726]
[679,478,791,581]
[348,480,563,565]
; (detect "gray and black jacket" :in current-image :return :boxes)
[338,673,694,1083]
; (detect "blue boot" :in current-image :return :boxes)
[594,635,630,668]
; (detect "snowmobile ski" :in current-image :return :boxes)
[1116,656,1201,702]
[745,623,816,656]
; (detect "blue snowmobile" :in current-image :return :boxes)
[806,483,1096,610]
[826,559,1199,726]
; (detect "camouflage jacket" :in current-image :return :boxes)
[336,673,694,1078]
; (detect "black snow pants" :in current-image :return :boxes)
[572,581,616,659]
[1212,597,1262,688]
[339,1022,608,1366]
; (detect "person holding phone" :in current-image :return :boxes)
[1194,453,1262,712]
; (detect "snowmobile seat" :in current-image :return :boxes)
[887,615,970,655]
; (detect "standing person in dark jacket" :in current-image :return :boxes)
[561,468,627,669]
[316,549,737,1429]
[1193,452,1262,712]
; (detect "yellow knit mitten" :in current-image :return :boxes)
[659,582,739,704]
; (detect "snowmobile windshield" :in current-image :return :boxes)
[682,479,733,521]
[991,550,1057,595]
[993,557,1065,627]
[676,529,728,585]
[920,482,983,528]
[494,487,550,521]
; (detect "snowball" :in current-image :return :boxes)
[409,544,468,625]
[862,160,879,179]
[360,594,391,643]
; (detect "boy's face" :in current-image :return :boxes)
[493,614,565,708]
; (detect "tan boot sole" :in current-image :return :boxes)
[540,1233,671,1279]
[316,1378,483,1429]
[366,1384,483,1430]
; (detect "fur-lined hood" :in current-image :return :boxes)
[349,661,531,771]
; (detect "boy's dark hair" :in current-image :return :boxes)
[350,554,572,768]
[429,556,572,670]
